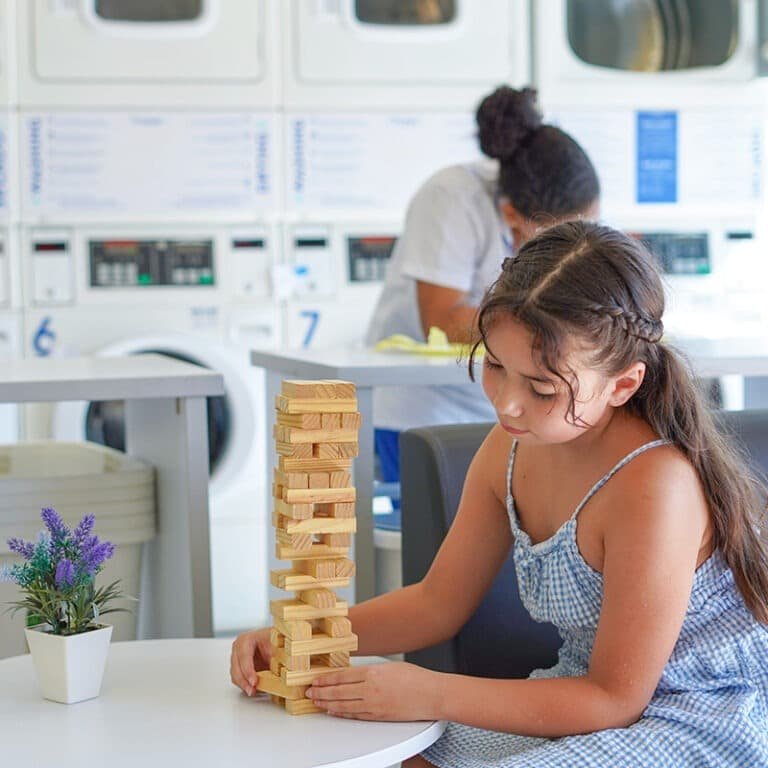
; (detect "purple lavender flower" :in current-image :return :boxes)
[80,537,116,575]
[7,537,35,560]
[55,558,76,589]
[72,514,95,549]
[41,508,69,541]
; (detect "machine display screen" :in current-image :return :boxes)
[629,231,710,275]
[89,238,215,288]
[347,236,396,283]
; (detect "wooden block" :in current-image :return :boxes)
[271,570,351,591]
[275,514,356,535]
[298,588,336,609]
[273,648,311,675]
[271,598,348,621]
[274,498,314,520]
[320,412,341,430]
[276,529,313,552]
[308,472,330,489]
[315,652,350,668]
[274,469,309,490]
[332,558,356,578]
[284,697,323,715]
[341,412,362,429]
[273,616,313,640]
[276,542,350,560]
[328,471,351,488]
[279,455,353,473]
[295,559,337,580]
[269,656,281,676]
[281,380,356,400]
[313,442,359,459]
[276,425,359,445]
[270,694,282,706]
[285,632,358,657]
[321,533,352,547]
[276,440,313,458]
[276,395,358,415]
[322,616,353,638]
[255,670,307,700]
[282,664,344,686]
[277,412,322,429]
[315,501,355,518]
[282,487,355,505]
[270,628,284,648]
[271,482,283,499]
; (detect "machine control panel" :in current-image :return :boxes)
[631,231,711,275]
[347,236,396,282]
[89,239,215,288]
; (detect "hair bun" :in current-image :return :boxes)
[476,86,543,160]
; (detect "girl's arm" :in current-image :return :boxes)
[310,446,711,734]
[429,446,708,734]
[350,425,513,657]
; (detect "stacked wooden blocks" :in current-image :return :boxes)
[256,379,360,714]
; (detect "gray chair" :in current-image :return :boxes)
[400,410,768,678]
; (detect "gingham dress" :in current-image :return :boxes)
[423,440,768,767]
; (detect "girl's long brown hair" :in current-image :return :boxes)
[471,220,768,622]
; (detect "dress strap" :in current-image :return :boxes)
[506,439,518,497]
[571,439,671,520]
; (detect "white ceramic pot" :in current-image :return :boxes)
[24,624,113,704]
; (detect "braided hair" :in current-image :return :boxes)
[475,86,600,219]
[469,220,768,624]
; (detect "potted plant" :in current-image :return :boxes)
[1,507,126,704]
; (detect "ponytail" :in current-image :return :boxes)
[630,343,768,623]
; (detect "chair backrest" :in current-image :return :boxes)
[400,410,768,679]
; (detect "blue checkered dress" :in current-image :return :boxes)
[423,440,768,767]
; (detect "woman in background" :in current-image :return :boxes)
[365,86,601,484]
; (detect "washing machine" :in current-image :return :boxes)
[280,0,530,109]
[17,0,278,108]
[21,224,281,632]
[534,0,764,107]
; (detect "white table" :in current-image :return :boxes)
[252,338,768,603]
[0,355,224,639]
[0,639,446,768]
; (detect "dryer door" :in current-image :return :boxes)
[27,0,264,84]
[294,0,518,85]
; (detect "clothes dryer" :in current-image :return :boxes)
[21,224,281,631]
[17,0,278,108]
[281,0,530,109]
[534,0,764,106]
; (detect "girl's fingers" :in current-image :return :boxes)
[308,681,366,702]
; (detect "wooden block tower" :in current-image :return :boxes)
[255,379,360,714]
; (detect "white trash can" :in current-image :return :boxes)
[0,442,155,659]
[373,502,403,597]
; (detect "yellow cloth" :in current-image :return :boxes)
[374,327,481,357]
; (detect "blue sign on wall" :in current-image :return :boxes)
[636,111,677,204]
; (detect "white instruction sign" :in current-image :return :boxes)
[287,112,482,214]
[22,112,275,221]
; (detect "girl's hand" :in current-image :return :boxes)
[230,627,273,696]
[306,661,444,721]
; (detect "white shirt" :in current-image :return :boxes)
[366,160,512,431]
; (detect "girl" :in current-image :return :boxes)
[366,85,600,484]
[232,221,768,766]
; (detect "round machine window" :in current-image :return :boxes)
[85,350,230,476]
